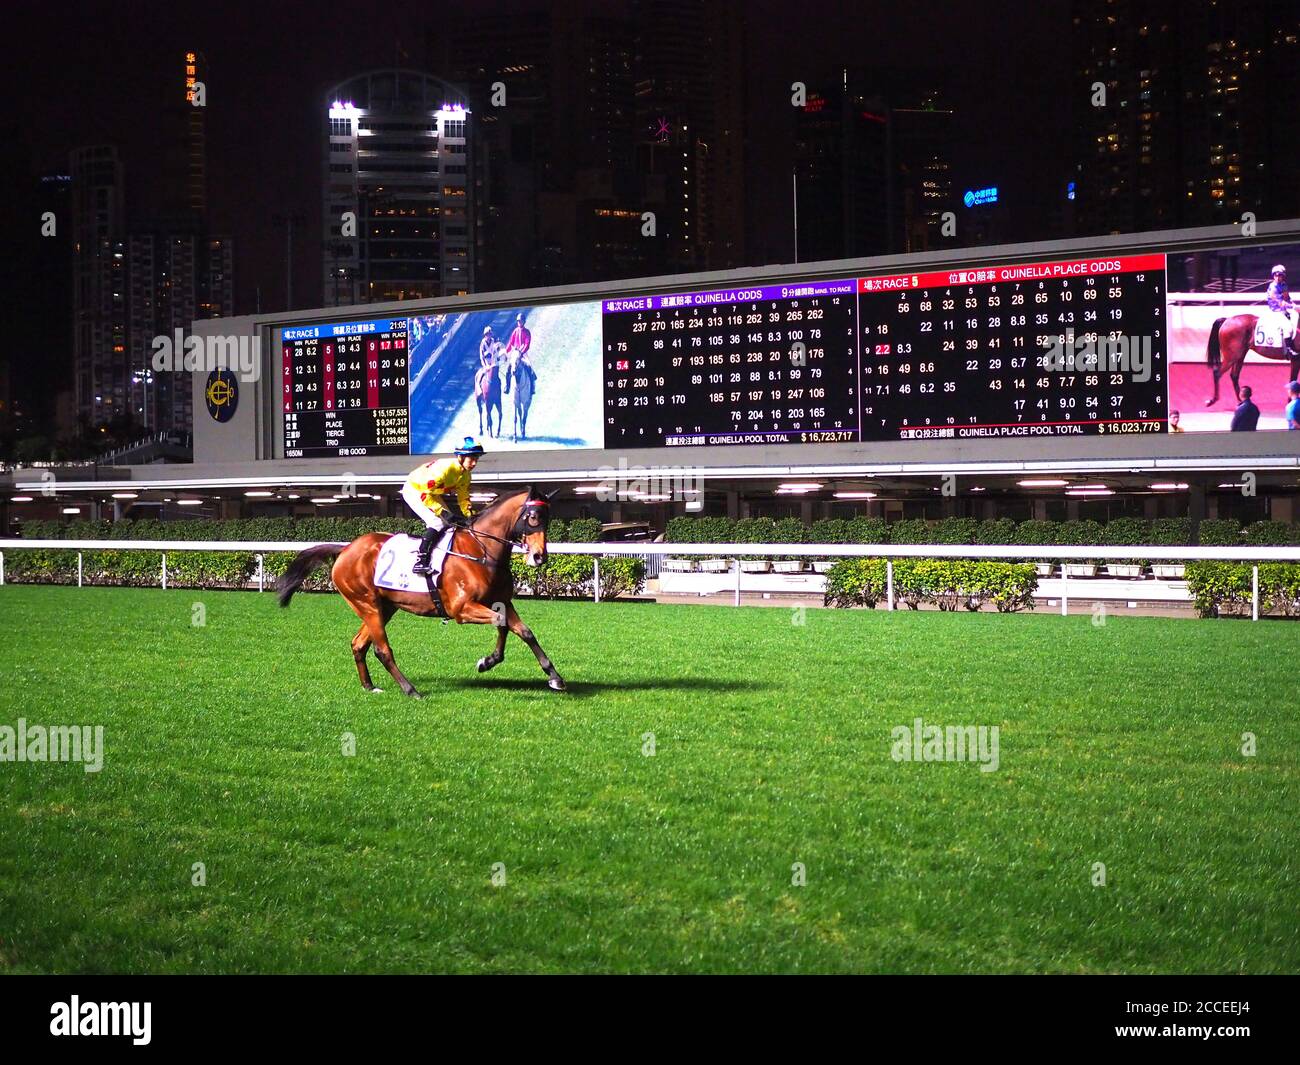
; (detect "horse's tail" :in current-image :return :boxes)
[277,544,344,607]
[1207,317,1225,369]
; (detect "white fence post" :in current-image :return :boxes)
[1252,565,1259,621]
[77,552,83,588]
[593,557,601,604]
[1060,569,1068,617]
[257,553,265,593]
[886,560,894,611]
[733,558,741,607]
[0,550,5,585]
[161,552,167,591]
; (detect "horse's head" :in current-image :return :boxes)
[513,486,558,567]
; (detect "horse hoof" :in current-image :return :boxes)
[548,677,567,692]
[407,689,423,700]
[477,657,492,673]
[366,686,383,694]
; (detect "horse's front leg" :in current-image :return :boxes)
[506,605,566,691]
[455,601,508,672]
[477,618,508,673]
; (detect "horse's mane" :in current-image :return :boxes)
[469,487,533,526]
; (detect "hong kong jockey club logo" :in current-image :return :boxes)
[205,368,238,422]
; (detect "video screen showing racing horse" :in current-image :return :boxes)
[407,302,603,453]
[1166,241,1300,432]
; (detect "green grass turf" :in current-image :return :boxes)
[0,584,1296,974]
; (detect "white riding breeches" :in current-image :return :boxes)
[401,482,449,531]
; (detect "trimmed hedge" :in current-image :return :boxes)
[823,558,1037,613]
[662,514,1300,548]
[1184,561,1300,618]
[509,555,646,599]
[6,515,639,596]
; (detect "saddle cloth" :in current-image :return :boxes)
[1254,309,1297,348]
[374,530,454,592]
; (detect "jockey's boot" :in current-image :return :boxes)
[412,527,440,575]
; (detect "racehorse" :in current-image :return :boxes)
[474,344,504,438]
[1204,313,1300,407]
[277,487,566,697]
[503,346,535,442]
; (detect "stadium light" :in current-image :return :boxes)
[1017,479,1068,487]
[1066,488,1114,496]
[111,492,138,499]
[1149,482,1189,490]
[61,507,81,514]
[244,490,274,498]
[10,496,33,502]
[176,499,204,506]
[833,491,876,499]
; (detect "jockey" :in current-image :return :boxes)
[479,325,497,371]
[505,312,534,371]
[1267,266,1300,356]
[402,437,485,576]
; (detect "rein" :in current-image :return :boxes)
[442,498,548,568]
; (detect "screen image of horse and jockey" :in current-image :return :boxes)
[406,302,604,454]
[1165,240,1300,433]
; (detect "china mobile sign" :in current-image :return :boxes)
[963,186,998,207]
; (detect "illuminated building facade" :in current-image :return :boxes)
[322,70,475,305]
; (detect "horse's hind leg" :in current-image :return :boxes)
[351,623,380,692]
[367,612,421,699]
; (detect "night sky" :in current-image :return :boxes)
[1,0,1071,315]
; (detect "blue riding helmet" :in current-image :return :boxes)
[454,436,485,457]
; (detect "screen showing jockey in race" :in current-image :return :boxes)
[406,302,603,454]
[278,238,1300,458]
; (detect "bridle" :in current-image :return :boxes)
[442,497,550,567]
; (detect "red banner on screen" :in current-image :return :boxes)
[858,253,1167,292]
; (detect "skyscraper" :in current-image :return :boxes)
[791,71,955,262]
[72,50,235,439]
[1071,1,1300,235]
[71,145,129,429]
[321,70,474,305]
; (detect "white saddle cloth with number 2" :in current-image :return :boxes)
[1255,309,1297,348]
[374,531,454,592]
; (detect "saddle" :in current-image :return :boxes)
[375,531,455,593]
[1255,309,1297,348]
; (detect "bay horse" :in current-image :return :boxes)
[277,487,566,697]
[504,346,535,442]
[1204,313,1300,407]
[474,345,504,437]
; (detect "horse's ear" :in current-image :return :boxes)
[525,483,537,500]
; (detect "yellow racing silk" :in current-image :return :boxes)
[406,457,472,517]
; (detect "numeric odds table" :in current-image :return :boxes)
[599,254,1169,447]
[856,253,1168,440]
[601,280,859,448]
[282,317,410,458]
